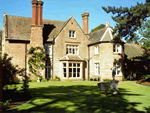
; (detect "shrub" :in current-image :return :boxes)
[103,79,111,82]
[0,99,12,110]
[14,77,20,84]
[41,79,48,82]
[55,76,60,81]
[49,78,60,81]
[122,78,127,81]
[145,75,150,79]
[28,79,37,82]
[65,79,72,82]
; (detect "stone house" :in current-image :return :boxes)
[2,0,144,81]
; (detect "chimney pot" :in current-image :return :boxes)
[81,11,89,36]
[106,21,110,27]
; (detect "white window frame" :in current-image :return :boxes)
[44,44,52,55]
[95,63,100,75]
[63,63,67,78]
[69,63,81,78]
[95,45,99,54]
[113,44,121,54]
[66,45,79,55]
[114,62,121,76]
[69,30,76,38]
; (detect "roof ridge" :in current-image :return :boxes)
[90,27,107,35]
[7,15,65,22]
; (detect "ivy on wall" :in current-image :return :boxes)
[28,46,46,78]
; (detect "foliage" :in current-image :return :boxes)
[137,19,150,50]
[0,99,12,110]
[49,78,60,81]
[21,73,30,94]
[103,79,111,82]
[1,53,25,87]
[28,79,38,82]
[122,78,127,81]
[90,24,105,34]
[145,74,150,79]
[55,76,60,81]
[41,79,48,82]
[28,46,46,78]
[126,33,140,44]
[65,79,72,82]
[102,1,150,40]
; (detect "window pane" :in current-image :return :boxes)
[69,73,72,77]
[69,68,72,72]
[69,63,72,67]
[73,73,76,77]
[73,48,75,54]
[64,73,66,77]
[63,68,66,72]
[73,68,76,72]
[63,63,66,67]
[73,63,76,67]
[77,68,80,72]
[77,63,80,67]
[77,73,80,77]
[69,31,71,37]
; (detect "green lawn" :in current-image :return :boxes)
[7,81,150,113]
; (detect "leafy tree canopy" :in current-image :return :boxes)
[102,1,150,40]
[90,24,105,33]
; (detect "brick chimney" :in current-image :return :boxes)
[31,0,43,25]
[37,0,43,25]
[31,0,44,47]
[82,11,89,36]
[31,0,38,25]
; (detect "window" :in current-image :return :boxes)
[66,45,79,55]
[63,63,67,78]
[45,62,51,79]
[113,44,121,54]
[44,44,52,55]
[95,45,99,54]
[114,62,121,76]
[69,63,80,78]
[95,63,100,75]
[69,30,75,38]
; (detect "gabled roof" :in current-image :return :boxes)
[124,43,145,58]
[89,27,107,44]
[60,55,84,61]
[5,15,66,41]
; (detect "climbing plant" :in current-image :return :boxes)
[28,46,46,78]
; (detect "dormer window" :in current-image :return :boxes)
[113,44,121,54]
[95,45,99,54]
[69,30,75,38]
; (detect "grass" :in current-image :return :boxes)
[6,81,150,113]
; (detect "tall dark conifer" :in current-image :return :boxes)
[102,1,150,40]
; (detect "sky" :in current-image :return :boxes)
[0,0,146,34]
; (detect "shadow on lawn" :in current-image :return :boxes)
[7,85,148,113]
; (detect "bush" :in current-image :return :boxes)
[14,77,20,84]
[0,99,12,110]
[65,79,72,82]
[28,79,37,82]
[49,78,60,81]
[145,75,150,79]
[122,78,127,81]
[103,79,111,82]
[55,76,60,81]
[41,79,48,82]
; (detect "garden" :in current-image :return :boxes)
[2,81,150,113]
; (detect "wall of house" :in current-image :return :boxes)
[89,43,123,81]
[53,17,89,80]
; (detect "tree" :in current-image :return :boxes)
[90,24,105,34]
[138,19,150,50]
[102,1,150,40]
[126,33,140,44]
